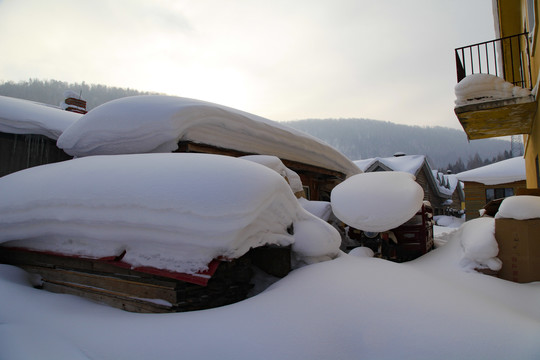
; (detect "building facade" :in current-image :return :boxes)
[454,0,539,189]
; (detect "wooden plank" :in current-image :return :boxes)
[42,281,173,313]
[22,266,179,303]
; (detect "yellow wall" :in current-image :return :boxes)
[499,0,540,188]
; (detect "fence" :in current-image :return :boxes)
[455,32,532,89]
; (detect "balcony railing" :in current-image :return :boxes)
[455,32,532,89]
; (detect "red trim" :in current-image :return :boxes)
[2,247,221,286]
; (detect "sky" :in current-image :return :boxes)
[0,0,495,129]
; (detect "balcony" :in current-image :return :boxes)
[454,33,537,140]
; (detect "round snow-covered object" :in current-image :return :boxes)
[348,246,375,258]
[331,172,424,232]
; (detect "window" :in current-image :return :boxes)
[528,0,537,43]
[302,185,311,200]
[486,187,514,203]
[534,155,540,188]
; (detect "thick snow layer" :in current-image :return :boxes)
[241,155,303,195]
[331,172,424,231]
[0,95,81,140]
[57,95,360,177]
[455,73,532,106]
[1,219,540,359]
[0,153,340,273]
[495,195,540,220]
[456,157,525,185]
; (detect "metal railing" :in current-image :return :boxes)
[455,32,532,89]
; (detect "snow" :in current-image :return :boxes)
[56,95,360,177]
[0,153,340,273]
[331,172,424,232]
[456,157,526,185]
[298,197,333,221]
[354,154,425,175]
[455,73,532,106]
[1,222,540,359]
[241,155,304,195]
[1,154,540,358]
[354,154,459,197]
[0,95,81,140]
[458,217,502,272]
[495,195,540,220]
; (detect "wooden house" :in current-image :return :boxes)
[0,95,83,177]
[456,157,526,220]
[354,153,464,216]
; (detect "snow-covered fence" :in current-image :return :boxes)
[455,32,532,89]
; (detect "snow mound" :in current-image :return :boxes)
[241,155,303,195]
[495,195,540,220]
[56,95,360,177]
[456,157,525,185]
[0,153,340,273]
[298,198,333,221]
[0,95,81,140]
[348,246,375,257]
[455,73,532,106]
[459,217,502,272]
[330,172,424,232]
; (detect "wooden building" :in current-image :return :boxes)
[456,157,526,220]
[0,95,83,177]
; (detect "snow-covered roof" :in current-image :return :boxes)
[355,154,458,199]
[0,95,81,140]
[454,74,532,107]
[0,153,341,274]
[57,95,361,177]
[432,170,461,197]
[354,154,425,175]
[456,157,526,185]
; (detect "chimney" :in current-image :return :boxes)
[61,90,87,114]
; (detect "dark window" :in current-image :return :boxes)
[486,188,514,202]
[534,155,540,188]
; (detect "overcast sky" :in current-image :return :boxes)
[0,0,495,129]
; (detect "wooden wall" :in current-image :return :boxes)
[0,132,72,177]
[463,180,527,220]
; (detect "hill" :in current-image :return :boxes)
[0,79,161,111]
[283,119,515,170]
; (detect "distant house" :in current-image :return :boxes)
[354,153,464,216]
[0,95,82,177]
[456,157,526,220]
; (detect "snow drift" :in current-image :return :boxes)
[0,153,341,273]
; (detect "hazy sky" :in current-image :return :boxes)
[0,0,495,129]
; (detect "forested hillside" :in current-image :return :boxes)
[284,119,515,170]
[0,79,161,111]
[1,79,515,171]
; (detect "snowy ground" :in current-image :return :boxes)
[1,216,539,359]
